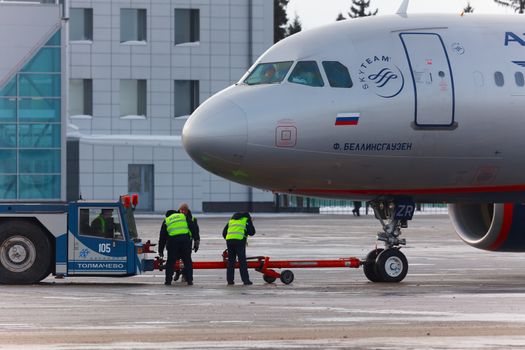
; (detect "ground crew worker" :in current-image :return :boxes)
[352,201,362,216]
[158,203,199,286]
[174,204,200,282]
[222,212,256,285]
[91,209,114,238]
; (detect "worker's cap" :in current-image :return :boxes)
[165,210,177,217]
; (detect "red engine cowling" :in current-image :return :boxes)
[448,203,525,252]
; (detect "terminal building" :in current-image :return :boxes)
[66,0,275,212]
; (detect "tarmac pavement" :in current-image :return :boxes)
[2,214,525,349]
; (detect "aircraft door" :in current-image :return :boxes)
[400,33,455,127]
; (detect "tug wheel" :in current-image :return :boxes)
[263,275,276,284]
[0,221,51,284]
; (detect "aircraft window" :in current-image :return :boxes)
[322,61,353,88]
[288,61,325,87]
[494,72,504,87]
[515,72,524,87]
[244,61,293,85]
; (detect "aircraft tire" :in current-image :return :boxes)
[0,221,52,285]
[363,248,384,282]
[263,275,276,284]
[279,270,294,284]
[375,248,408,283]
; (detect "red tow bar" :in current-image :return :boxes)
[154,251,362,284]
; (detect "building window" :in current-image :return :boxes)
[174,80,199,117]
[121,9,147,43]
[120,79,147,117]
[174,9,200,45]
[494,71,504,87]
[69,79,92,117]
[70,8,93,41]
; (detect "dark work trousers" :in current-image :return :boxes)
[226,239,250,283]
[165,235,193,283]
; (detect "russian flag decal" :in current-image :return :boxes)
[335,113,360,126]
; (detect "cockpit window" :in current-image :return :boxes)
[244,61,293,85]
[322,61,353,88]
[288,61,324,87]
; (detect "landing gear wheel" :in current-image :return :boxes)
[0,221,52,284]
[363,248,384,283]
[279,270,294,285]
[263,275,276,284]
[375,248,408,283]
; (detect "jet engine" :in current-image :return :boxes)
[448,203,525,252]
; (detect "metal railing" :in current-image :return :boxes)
[276,195,448,215]
[319,203,448,215]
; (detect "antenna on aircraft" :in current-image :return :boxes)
[397,0,409,16]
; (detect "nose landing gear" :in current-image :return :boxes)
[363,200,414,283]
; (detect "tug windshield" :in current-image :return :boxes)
[125,207,138,240]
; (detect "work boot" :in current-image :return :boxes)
[164,281,171,285]
[243,281,253,285]
[227,282,235,285]
[173,271,181,281]
[187,281,193,286]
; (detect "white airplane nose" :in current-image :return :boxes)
[182,97,248,174]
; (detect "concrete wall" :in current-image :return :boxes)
[69,0,274,212]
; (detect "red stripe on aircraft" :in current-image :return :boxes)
[287,184,525,196]
[488,203,514,251]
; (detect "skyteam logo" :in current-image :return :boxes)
[359,55,405,98]
[369,68,399,88]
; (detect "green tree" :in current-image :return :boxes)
[274,0,289,43]
[494,0,525,13]
[348,0,378,18]
[464,2,474,12]
[286,14,302,37]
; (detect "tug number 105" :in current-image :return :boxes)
[99,243,111,253]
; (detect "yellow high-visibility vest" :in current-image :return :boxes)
[226,217,248,240]
[96,216,106,233]
[165,213,190,237]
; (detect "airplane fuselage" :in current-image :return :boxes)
[183,14,525,203]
